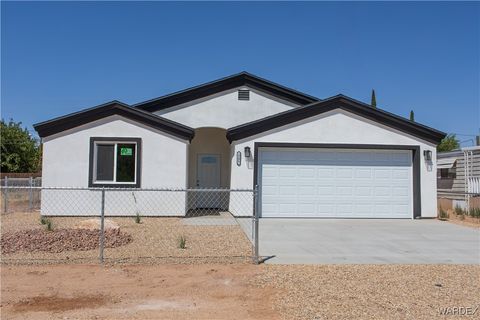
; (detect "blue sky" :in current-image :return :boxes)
[2,2,479,145]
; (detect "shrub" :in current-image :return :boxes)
[178,235,186,249]
[40,216,48,225]
[134,212,141,224]
[469,208,480,219]
[454,205,464,215]
[438,208,448,220]
[45,219,53,231]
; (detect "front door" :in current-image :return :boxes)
[196,154,221,208]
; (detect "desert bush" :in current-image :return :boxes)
[454,205,464,215]
[134,212,141,224]
[45,219,53,231]
[438,208,449,220]
[469,208,480,218]
[178,235,186,249]
[40,216,48,225]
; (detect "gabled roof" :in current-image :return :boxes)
[134,71,319,112]
[226,95,446,144]
[34,101,195,140]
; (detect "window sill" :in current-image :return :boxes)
[88,182,141,188]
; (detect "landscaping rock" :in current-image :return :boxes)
[1,228,132,254]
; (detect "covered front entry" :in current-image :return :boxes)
[257,145,416,218]
[188,128,231,210]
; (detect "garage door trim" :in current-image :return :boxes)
[253,143,421,219]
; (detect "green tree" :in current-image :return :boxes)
[371,89,377,108]
[0,119,41,173]
[409,110,415,121]
[437,134,460,152]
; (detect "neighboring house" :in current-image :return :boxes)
[437,146,480,208]
[34,72,445,218]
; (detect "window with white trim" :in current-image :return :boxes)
[90,138,141,187]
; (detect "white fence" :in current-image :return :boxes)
[467,177,480,194]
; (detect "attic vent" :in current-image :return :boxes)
[238,89,250,101]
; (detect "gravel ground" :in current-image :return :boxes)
[1,212,252,264]
[253,264,480,320]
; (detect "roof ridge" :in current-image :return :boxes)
[133,72,319,112]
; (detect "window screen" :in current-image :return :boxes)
[96,144,114,181]
[116,144,136,182]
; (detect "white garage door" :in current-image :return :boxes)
[259,148,413,218]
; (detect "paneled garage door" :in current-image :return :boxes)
[258,148,413,218]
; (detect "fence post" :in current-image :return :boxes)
[253,184,259,264]
[99,187,105,264]
[28,177,33,211]
[3,176,8,213]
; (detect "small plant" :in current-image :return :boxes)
[178,235,187,249]
[454,205,464,216]
[469,208,480,219]
[438,207,448,220]
[134,212,141,224]
[40,216,48,225]
[45,219,53,231]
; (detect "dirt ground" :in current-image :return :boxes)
[1,264,479,320]
[442,213,480,229]
[1,264,278,320]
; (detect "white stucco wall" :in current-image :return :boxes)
[41,115,189,216]
[155,86,300,129]
[229,109,438,218]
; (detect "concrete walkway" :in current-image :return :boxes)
[253,219,480,264]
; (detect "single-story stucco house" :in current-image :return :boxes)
[34,72,445,218]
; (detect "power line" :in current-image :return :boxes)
[450,133,478,137]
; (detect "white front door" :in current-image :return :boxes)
[196,154,221,208]
[259,148,413,218]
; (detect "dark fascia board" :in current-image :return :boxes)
[33,101,195,141]
[226,95,446,144]
[133,71,320,112]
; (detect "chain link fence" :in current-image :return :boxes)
[1,177,42,212]
[1,186,259,265]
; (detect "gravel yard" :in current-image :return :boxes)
[1,264,479,319]
[1,212,253,264]
[254,265,480,320]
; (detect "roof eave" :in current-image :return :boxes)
[226,96,446,145]
[34,102,195,141]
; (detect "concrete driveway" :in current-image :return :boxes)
[252,219,480,264]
